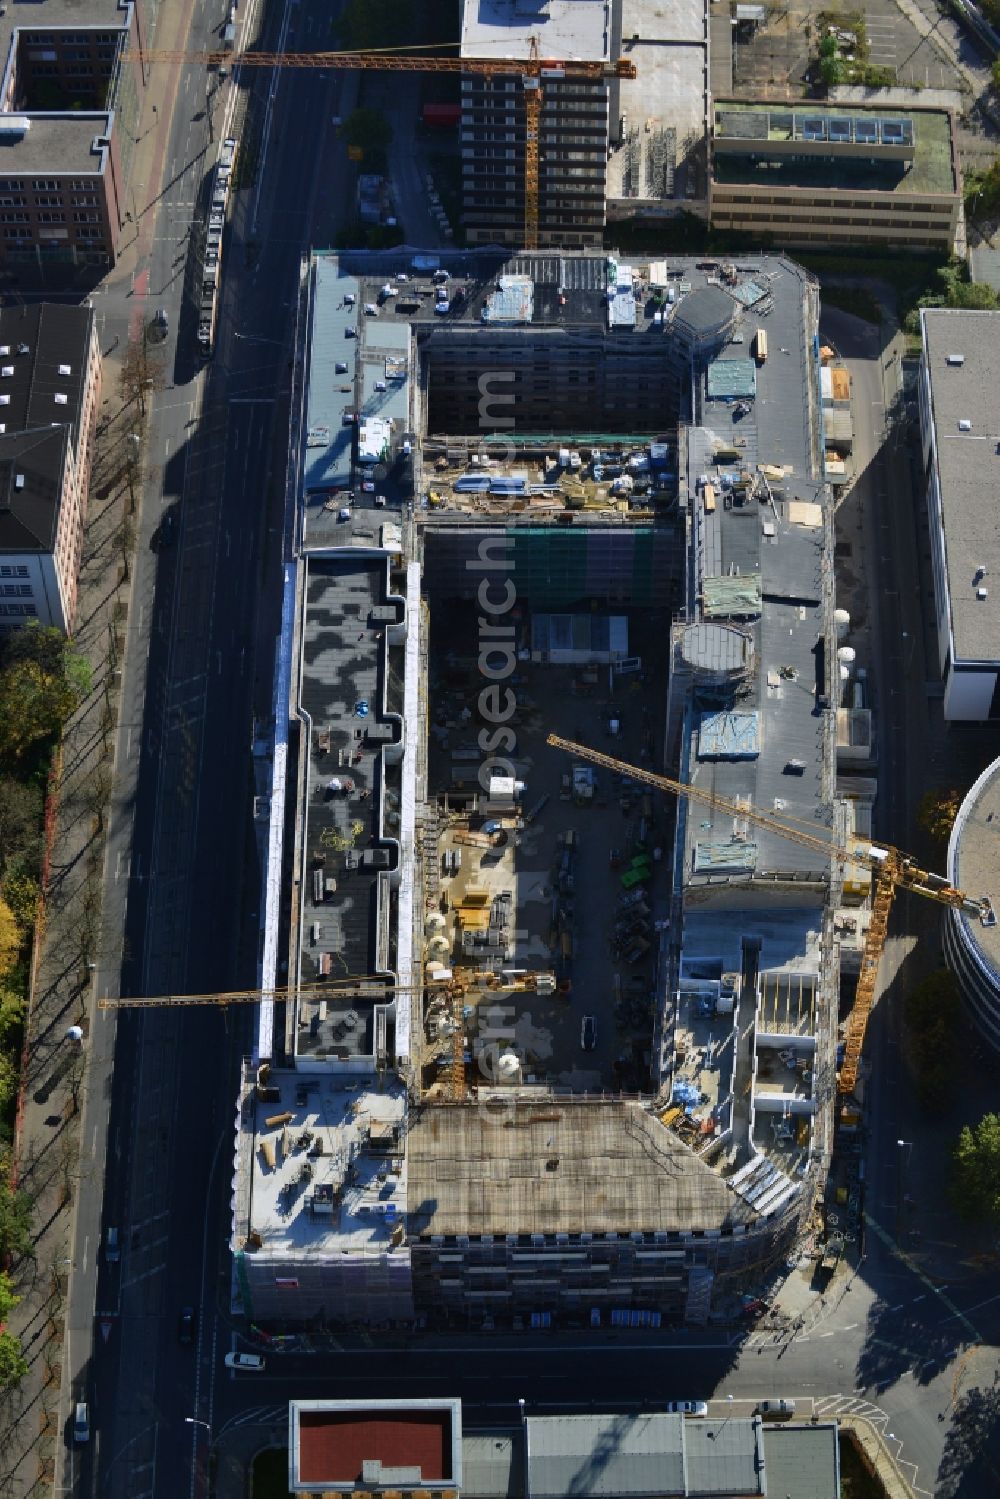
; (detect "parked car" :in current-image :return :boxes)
[73,1402,90,1443]
[757,1399,796,1420]
[665,1401,708,1418]
[153,306,169,330]
[580,1015,597,1051]
[104,1226,120,1263]
[225,1351,265,1371]
[178,1306,196,1345]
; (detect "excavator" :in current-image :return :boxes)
[547,734,994,1095]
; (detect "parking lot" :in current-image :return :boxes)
[729,0,966,95]
[427,606,675,1093]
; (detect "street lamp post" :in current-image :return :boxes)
[185,1416,211,1438]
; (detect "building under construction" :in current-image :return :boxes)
[231,249,840,1329]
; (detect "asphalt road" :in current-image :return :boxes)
[51,38,1000,1499]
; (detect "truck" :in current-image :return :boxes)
[754,327,768,364]
[819,1232,844,1278]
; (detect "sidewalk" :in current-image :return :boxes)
[0,34,210,1499]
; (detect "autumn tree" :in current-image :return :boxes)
[0,1277,27,1393]
[0,624,91,767]
[917,787,962,849]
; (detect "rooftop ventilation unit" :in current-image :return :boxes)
[14,473,24,490]
[959,419,973,431]
[54,392,67,405]
[978,587,989,601]
[946,353,965,366]
[16,344,29,356]
[0,117,30,138]
[58,363,71,376]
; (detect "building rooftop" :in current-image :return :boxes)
[713,101,956,197]
[761,1421,840,1499]
[921,309,1000,666]
[674,285,734,336]
[948,758,1000,980]
[683,260,833,885]
[607,0,708,204]
[0,113,113,175]
[405,1097,766,1237]
[461,0,609,62]
[289,1400,461,1494]
[234,1069,409,1258]
[0,302,94,555]
[0,428,69,553]
[292,553,403,1059]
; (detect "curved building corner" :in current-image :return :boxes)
[946,758,1000,1048]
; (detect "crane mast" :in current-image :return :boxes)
[547,735,993,1095]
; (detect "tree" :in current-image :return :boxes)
[0,1331,27,1391]
[819,56,844,87]
[342,108,393,156]
[953,1112,1000,1221]
[917,787,962,847]
[119,333,166,419]
[0,898,19,982]
[0,624,91,766]
[992,58,1000,91]
[0,778,42,873]
[0,1166,33,1261]
[338,0,415,52]
[0,1270,18,1323]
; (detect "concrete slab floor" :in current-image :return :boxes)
[426,607,675,1094]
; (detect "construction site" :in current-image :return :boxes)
[209,247,992,1330]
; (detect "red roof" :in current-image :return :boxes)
[299,1410,453,1486]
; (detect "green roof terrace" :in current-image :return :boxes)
[713,101,957,198]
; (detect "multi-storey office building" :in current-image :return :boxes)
[233,249,840,1330]
[710,102,960,252]
[0,0,148,270]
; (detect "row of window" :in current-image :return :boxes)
[0,195,98,209]
[0,212,101,224]
[720,209,950,233]
[716,190,954,214]
[20,30,121,44]
[0,179,95,193]
[0,604,36,617]
[0,585,31,597]
[0,566,29,579]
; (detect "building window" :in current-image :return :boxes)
[37,213,66,224]
[32,179,59,192]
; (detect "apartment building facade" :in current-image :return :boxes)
[0,303,102,631]
[461,74,611,248]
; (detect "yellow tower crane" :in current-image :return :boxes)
[547,734,994,1095]
[127,44,638,250]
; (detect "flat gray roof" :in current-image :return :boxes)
[714,101,956,197]
[606,0,708,203]
[921,309,1000,665]
[461,0,609,61]
[0,114,111,176]
[761,1423,840,1499]
[684,259,833,884]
